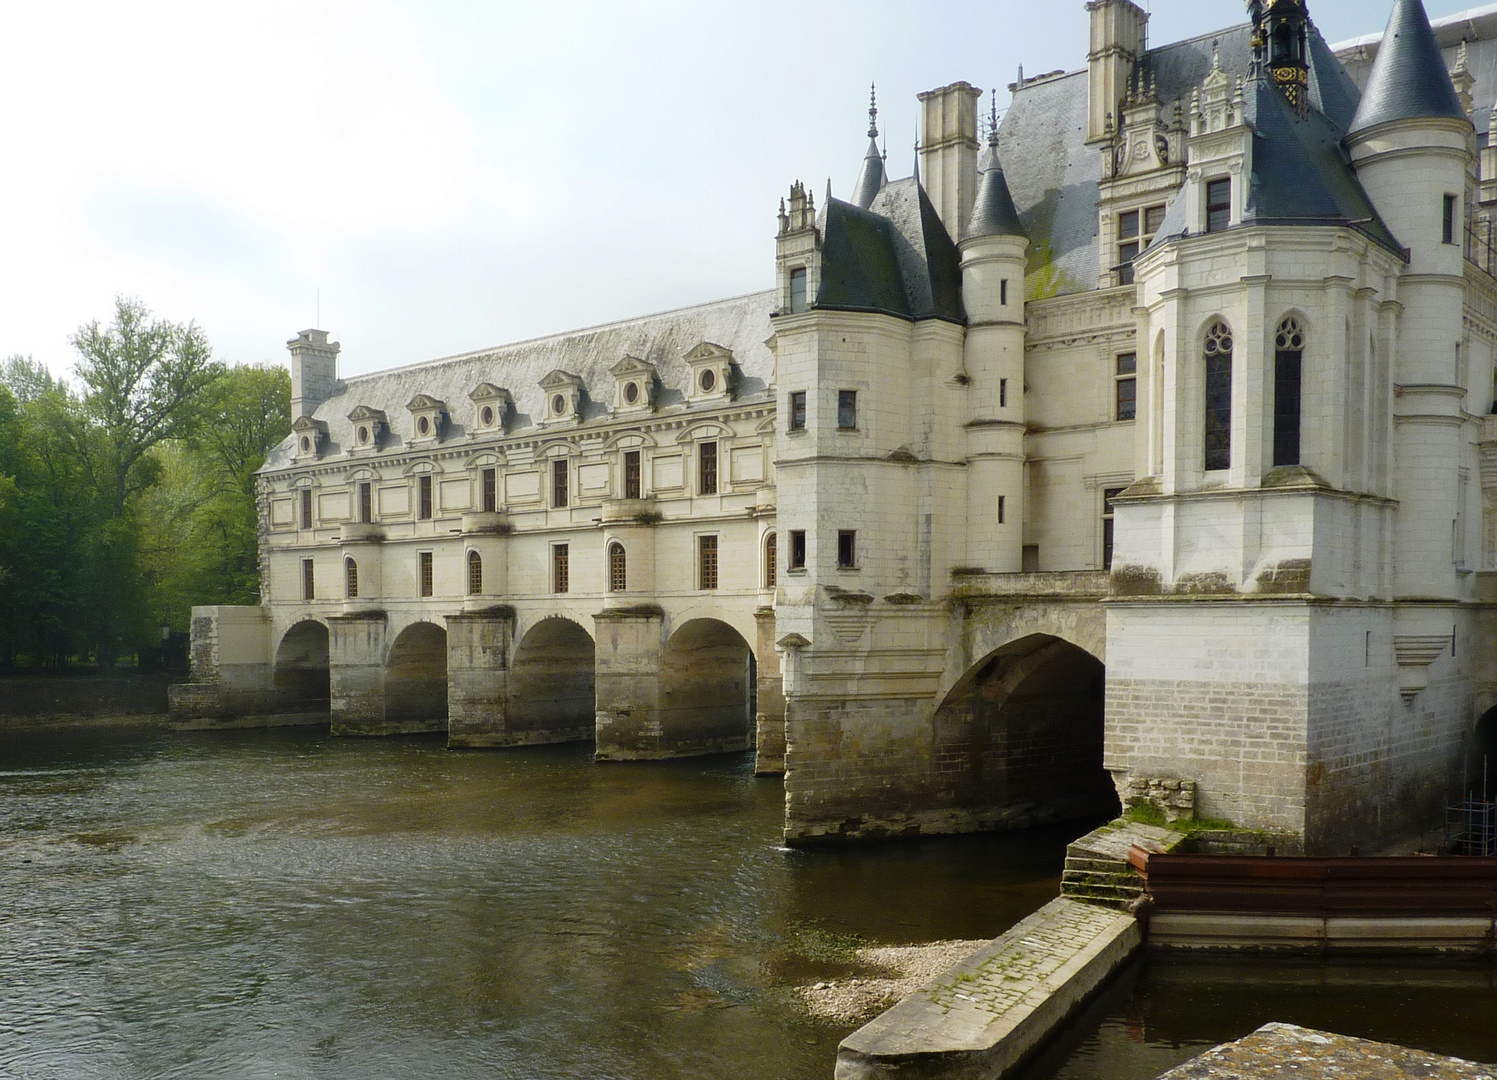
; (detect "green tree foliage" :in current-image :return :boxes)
[0,300,291,668]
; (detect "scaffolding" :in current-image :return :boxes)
[1447,758,1496,857]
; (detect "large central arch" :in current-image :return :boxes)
[932,633,1119,831]
[658,618,755,757]
[508,617,596,743]
[273,620,330,715]
[385,622,449,732]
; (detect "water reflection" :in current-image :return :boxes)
[0,727,1078,1079]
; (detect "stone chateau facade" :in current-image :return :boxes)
[176,0,1497,854]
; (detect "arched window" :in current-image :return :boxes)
[1273,316,1304,468]
[467,550,483,596]
[345,557,359,599]
[764,533,778,589]
[608,542,627,592]
[1203,319,1233,471]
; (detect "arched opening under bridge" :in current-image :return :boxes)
[1471,706,1497,799]
[658,618,755,757]
[273,621,330,714]
[932,634,1119,831]
[509,618,596,743]
[385,622,449,731]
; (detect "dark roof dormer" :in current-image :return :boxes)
[1346,0,1467,137]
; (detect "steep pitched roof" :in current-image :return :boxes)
[1347,0,1467,135]
[851,137,888,209]
[815,178,965,324]
[967,134,1028,241]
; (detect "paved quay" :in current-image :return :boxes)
[1158,1023,1497,1079]
[835,897,1140,1079]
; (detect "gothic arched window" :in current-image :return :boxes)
[1273,316,1304,467]
[1203,319,1233,471]
[345,557,359,599]
[608,542,627,593]
[467,550,483,596]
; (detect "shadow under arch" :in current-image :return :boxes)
[509,617,596,744]
[1472,706,1497,798]
[932,633,1119,832]
[386,621,449,731]
[658,618,755,757]
[274,620,330,714]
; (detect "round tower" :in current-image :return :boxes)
[1345,0,1473,600]
[960,107,1029,573]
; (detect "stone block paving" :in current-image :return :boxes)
[1159,1023,1496,1079]
[925,899,1127,1017]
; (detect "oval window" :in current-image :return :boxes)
[553,394,566,415]
[480,405,494,427]
[300,436,311,453]
[417,415,430,436]
[358,426,370,445]
[624,381,639,405]
[700,369,716,393]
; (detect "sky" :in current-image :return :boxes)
[0,0,1487,382]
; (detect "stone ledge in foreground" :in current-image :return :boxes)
[834,897,1141,1080]
[1158,1022,1496,1079]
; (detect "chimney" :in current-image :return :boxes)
[287,329,340,422]
[918,82,983,242]
[1087,0,1149,143]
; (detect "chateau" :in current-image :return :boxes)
[175,0,1497,855]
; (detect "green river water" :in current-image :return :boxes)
[2,725,1495,1079]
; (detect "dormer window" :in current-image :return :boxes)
[291,416,328,461]
[1206,178,1231,234]
[469,383,513,435]
[684,342,734,404]
[789,267,808,313]
[610,356,657,414]
[406,395,448,444]
[539,370,584,423]
[346,406,388,454]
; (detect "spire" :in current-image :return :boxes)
[1348,0,1467,136]
[966,101,1026,242]
[913,125,921,185]
[851,83,888,209]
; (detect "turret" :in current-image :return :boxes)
[850,85,888,210]
[1345,0,1474,600]
[288,329,340,423]
[960,98,1029,573]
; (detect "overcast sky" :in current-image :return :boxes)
[1,0,1484,382]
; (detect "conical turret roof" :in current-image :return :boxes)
[851,85,887,210]
[1347,0,1466,136]
[966,104,1027,241]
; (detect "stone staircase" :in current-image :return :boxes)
[1060,820,1186,909]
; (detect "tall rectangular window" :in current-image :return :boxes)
[552,459,568,508]
[1000,378,1008,408]
[1273,327,1303,468]
[418,475,433,520]
[1102,487,1125,569]
[1443,194,1458,245]
[1115,352,1137,421]
[553,544,570,593]
[698,442,718,495]
[1117,204,1166,284]
[345,558,358,599]
[837,390,858,430]
[699,535,719,590]
[1206,179,1231,234]
[301,558,315,600]
[419,551,434,597]
[300,488,313,530]
[359,482,373,524]
[836,530,856,569]
[789,267,808,313]
[789,391,807,432]
[481,468,497,513]
[1204,321,1233,471]
[764,533,777,588]
[997,496,1006,525]
[789,530,807,570]
[468,550,483,595]
[624,451,642,500]
[1000,279,1009,306]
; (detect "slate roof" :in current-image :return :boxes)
[815,177,966,324]
[262,291,776,471]
[967,141,1028,240]
[851,136,888,209]
[1347,0,1469,134]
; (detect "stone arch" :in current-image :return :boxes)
[947,604,1105,704]
[933,632,1119,831]
[274,620,330,713]
[385,621,448,730]
[1472,705,1497,796]
[508,617,597,743]
[658,618,755,756]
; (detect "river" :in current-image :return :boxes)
[2,726,1494,1079]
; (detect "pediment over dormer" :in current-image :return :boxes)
[539,369,583,390]
[684,342,735,402]
[406,395,448,443]
[469,383,513,433]
[346,406,388,453]
[347,405,388,424]
[469,383,513,404]
[406,394,448,413]
[610,355,657,413]
[685,342,732,364]
[291,415,329,460]
[540,370,584,423]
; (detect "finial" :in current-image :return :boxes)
[1211,40,1221,73]
[989,90,1000,145]
[868,82,879,139]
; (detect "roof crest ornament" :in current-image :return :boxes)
[868,82,879,140]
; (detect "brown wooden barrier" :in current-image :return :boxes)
[1130,847,1497,916]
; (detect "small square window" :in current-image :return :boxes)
[418,475,433,520]
[552,459,569,508]
[1145,204,1167,235]
[789,530,807,570]
[838,390,857,431]
[1206,178,1231,234]
[1119,210,1140,240]
[837,530,856,569]
[699,535,719,590]
[789,267,808,313]
[789,391,807,432]
[553,544,569,594]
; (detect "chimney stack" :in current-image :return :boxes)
[287,329,340,422]
[1087,0,1149,143]
[918,82,982,242]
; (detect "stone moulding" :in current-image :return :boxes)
[1394,634,1454,702]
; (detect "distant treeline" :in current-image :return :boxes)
[0,298,290,669]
